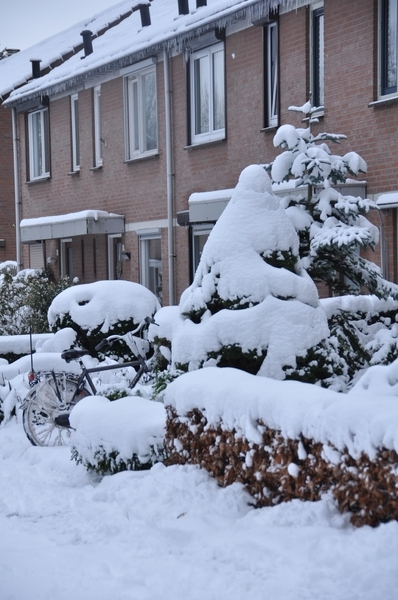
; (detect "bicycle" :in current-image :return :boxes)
[21,317,157,447]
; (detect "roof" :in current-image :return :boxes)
[0,0,150,100]
[2,0,296,106]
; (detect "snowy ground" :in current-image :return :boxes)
[1,418,397,600]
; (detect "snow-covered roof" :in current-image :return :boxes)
[0,0,149,100]
[3,0,296,106]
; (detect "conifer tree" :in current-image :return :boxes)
[173,165,330,380]
[269,101,397,299]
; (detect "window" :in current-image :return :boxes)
[312,6,324,107]
[264,20,279,127]
[108,234,122,280]
[124,65,158,159]
[140,234,162,304]
[93,86,103,167]
[27,108,50,180]
[190,42,225,144]
[191,224,213,276]
[60,239,73,278]
[71,94,80,171]
[380,0,398,96]
[29,243,45,269]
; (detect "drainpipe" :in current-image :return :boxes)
[163,47,175,305]
[12,107,22,272]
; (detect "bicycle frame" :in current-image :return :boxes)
[71,355,149,402]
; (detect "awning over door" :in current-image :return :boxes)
[188,189,234,223]
[20,210,125,243]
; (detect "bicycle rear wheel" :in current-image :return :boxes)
[23,372,90,447]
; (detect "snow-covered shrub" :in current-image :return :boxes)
[70,395,166,475]
[48,280,160,360]
[321,295,398,384]
[164,366,398,527]
[269,102,398,300]
[0,265,73,358]
[146,306,186,400]
[173,165,330,382]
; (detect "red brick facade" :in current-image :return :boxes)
[0,109,17,263]
[4,0,398,303]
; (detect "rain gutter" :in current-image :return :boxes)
[11,107,22,271]
[163,47,175,306]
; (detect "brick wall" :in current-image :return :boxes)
[0,109,17,262]
[12,0,398,301]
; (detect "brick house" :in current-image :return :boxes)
[2,0,398,306]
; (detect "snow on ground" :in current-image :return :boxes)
[1,417,397,600]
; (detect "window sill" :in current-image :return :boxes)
[124,152,159,164]
[185,137,226,151]
[261,125,278,133]
[26,176,50,184]
[89,165,103,171]
[67,170,80,177]
[369,95,398,108]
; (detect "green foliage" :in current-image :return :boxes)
[0,266,73,336]
[262,249,298,273]
[268,101,397,299]
[176,344,267,376]
[71,444,165,476]
[283,303,398,391]
[283,338,349,390]
[51,314,144,361]
[182,289,254,323]
[151,368,185,401]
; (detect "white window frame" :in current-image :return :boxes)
[192,224,213,274]
[27,107,50,180]
[124,64,158,160]
[71,94,80,171]
[60,238,73,278]
[93,85,103,167]
[107,234,122,280]
[378,0,398,98]
[190,42,225,145]
[311,3,324,109]
[139,232,162,304]
[265,21,279,127]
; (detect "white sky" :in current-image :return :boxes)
[0,0,120,51]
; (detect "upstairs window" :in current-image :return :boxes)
[27,108,50,180]
[124,65,158,159]
[312,6,324,108]
[380,0,398,96]
[264,20,279,127]
[93,85,103,167]
[71,94,80,171]
[190,42,225,144]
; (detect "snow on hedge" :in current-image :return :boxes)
[164,366,398,461]
[70,395,166,473]
[48,280,160,332]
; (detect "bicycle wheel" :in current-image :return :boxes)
[23,372,90,447]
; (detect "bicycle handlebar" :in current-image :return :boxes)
[94,317,158,352]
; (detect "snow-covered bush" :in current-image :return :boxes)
[164,366,398,527]
[0,264,73,358]
[70,395,166,475]
[269,102,398,299]
[146,306,185,400]
[48,280,161,360]
[173,165,330,381]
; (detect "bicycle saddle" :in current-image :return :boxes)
[61,349,90,362]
